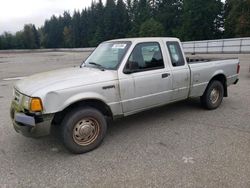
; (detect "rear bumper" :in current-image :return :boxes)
[10,105,54,138]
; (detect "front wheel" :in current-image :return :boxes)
[61,107,107,154]
[200,80,224,110]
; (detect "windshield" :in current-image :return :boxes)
[83,41,131,70]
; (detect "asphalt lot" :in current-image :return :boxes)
[0,51,249,187]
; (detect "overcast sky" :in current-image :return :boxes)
[0,0,225,34]
[0,0,105,34]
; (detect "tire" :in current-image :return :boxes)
[200,80,224,110]
[60,107,107,154]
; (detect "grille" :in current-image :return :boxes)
[13,89,22,105]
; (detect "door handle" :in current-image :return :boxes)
[162,73,170,78]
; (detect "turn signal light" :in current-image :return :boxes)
[30,98,43,112]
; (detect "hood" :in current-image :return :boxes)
[15,67,118,96]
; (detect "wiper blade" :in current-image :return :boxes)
[88,62,105,71]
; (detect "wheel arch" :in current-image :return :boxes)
[52,99,113,125]
[206,74,228,97]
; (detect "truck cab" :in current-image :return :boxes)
[116,38,190,114]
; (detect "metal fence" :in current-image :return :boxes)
[1,38,250,54]
[182,37,250,54]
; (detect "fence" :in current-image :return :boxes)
[1,38,250,54]
[182,37,250,54]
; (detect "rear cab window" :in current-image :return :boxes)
[166,41,185,67]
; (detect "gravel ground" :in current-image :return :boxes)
[0,51,249,188]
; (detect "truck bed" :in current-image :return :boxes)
[186,56,238,64]
[187,57,239,98]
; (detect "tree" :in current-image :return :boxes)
[179,0,223,41]
[156,0,182,36]
[23,24,34,49]
[139,18,164,37]
[3,0,246,49]
[224,0,250,37]
[41,15,64,48]
[0,32,15,49]
[116,0,131,38]
[15,31,25,49]
[71,11,82,47]
[32,25,40,48]
[80,9,89,47]
[63,26,73,47]
[0,36,2,49]
[103,0,117,40]
[88,0,105,46]
[128,0,151,36]
[148,0,160,16]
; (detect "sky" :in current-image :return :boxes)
[0,0,104,34]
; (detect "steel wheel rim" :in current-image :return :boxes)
[210,88,220,104]
[73,117,100,146]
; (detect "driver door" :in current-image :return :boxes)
[118,42,173,115]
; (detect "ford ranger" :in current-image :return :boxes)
[10,37,240,153]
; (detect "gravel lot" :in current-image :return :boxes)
[0,51,249,187]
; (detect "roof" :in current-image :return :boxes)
[106,37,180,43]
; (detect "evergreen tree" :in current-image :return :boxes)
[23,24,39,49]
[179,0,223,41]
[63,26,73,47]
[15,31,25,49]
[42,15,64,48]
[139,18,164,37]
[1,32,15,49]
[71,11,82,47]
[129,0,151,36]
[32,25,40,48]
[104,0,117,40]
[2,0,250,50]
[148,0,160,16]
[88,0,105,46]
[116,0,131,38]
[224,0,250,37]
[156,0,182,36]
[80,9,89,47]
[0,36,2,49]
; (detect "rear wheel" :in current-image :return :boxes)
[201,80,224,110]
[61,107,107,154]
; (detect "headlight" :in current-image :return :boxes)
[22,95,30,110]
[21,96,43,112]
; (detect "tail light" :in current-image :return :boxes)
[237,63,240,74]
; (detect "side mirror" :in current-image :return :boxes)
[124,61,139,74]
[124,69,135,74]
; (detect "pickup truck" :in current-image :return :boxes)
[10,37,240,153]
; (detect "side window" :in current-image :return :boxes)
[167,42,185,67]
[125,42,164,73]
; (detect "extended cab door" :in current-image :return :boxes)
[118,41,173,115]
[165,40,190,101]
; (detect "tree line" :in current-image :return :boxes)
[0,0,249,50]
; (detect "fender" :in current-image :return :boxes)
[211,69,225,79]
[43,91,108,114]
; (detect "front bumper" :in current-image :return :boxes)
[10,102,54,138]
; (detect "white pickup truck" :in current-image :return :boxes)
[10,37,240,153]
